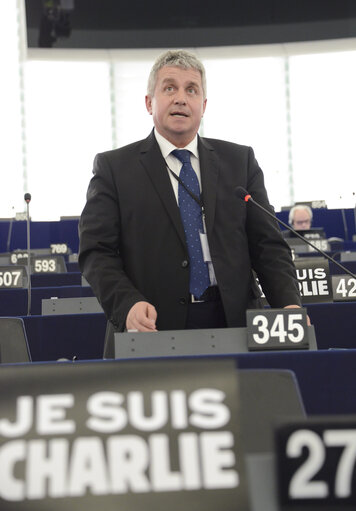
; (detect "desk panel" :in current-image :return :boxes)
[0,219,79,253]
[307,301,356,349]
[31,272,82,287]
[22,313,106,361]
[13,301,356,362]
[235,349,356,415]
[0,285,94,316]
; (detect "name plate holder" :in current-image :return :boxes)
[0,266,28,289]
[294,257,332,304]
[114,324,317,359]
[31,255,67,274]
[42,296,103,315]
[332,274,356,301]
[0,358,251,510]
[275,416,356,510]
[10,251,67,274]
[246,308,311,351]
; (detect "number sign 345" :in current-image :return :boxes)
[246,308,309,351]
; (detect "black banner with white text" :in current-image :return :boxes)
[0,359,250,510]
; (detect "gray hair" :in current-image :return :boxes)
[147,49,207,99]
[289,204,313,225]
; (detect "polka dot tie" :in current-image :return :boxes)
[172,149,210,299]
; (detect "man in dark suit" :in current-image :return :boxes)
[79,49,301,337]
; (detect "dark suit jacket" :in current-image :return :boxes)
[78,131,301,332]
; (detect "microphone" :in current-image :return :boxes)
[341,209,349,242]
[235,186,356,280]
[6,206,15,253]
[24,193,32,315]
[338,195,349,242]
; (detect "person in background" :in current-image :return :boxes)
[78,49,302,348]
[289,204,313,231]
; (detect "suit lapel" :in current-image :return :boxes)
[198,137,219,238]
[139,132,187,247]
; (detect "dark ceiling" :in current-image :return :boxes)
[25,0,356,48]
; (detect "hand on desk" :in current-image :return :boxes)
[126,301,157,332]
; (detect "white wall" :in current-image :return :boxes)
[1,1,356,219]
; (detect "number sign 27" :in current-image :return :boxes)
[246,308,309,350]
[276,421,356,509]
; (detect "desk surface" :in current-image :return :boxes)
[14,302,356,364]
[108,349,356,416]
[0,285,94,316]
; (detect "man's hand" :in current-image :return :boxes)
[126,301,158,332]
[284,304,311,326]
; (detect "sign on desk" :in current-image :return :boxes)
[10,253,66,273]
[0,266,26,288]
[0,359,251,510]
[246,308,309,351]
[332,274,356,301]
[294,258,332,303]
[276,418,356,510]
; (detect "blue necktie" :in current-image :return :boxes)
[171,149,210,298]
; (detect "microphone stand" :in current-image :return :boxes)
[353,193,356,240]
[341,208,349,242]
[24,193,32,316]
[237,188,356,280]
[6,217,14,253]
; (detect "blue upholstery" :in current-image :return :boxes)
[0,285,94,316]
[277,207,356,240]
[22,313,106,361]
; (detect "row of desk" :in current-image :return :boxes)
[0,215,356,422]
[1,208,356,252]
[1,214,356,510]
[0,254,355,315]
[14,301,355,363]
[0,252,354,360]
[2,324,356,418]
[276,206,356,240]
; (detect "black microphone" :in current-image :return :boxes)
[235,186,356,280]
[24,193,32,315]
[338,195,349,242]
[6,206,15,253]
[353,192,356,240]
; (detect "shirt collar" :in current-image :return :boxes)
[154,128,199,159]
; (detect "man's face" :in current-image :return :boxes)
[292,209,311,230]
[145,66,207,148]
